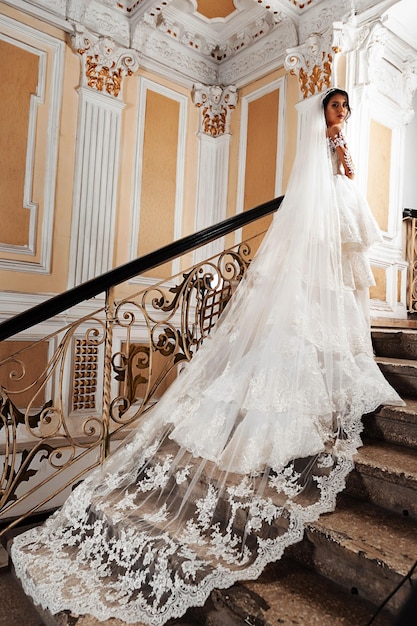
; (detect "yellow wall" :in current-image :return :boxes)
[0,4,78,294]
[367,119,391,232]
[0,3,391,314]
[138,90,179,278]
[242,89,279,243]
[0,40,38,246]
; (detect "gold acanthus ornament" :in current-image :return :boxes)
[285,34,337,99]
[71,28,140,99]
[295,51,333,99]
[84,56,125,98]
[192,84,238,137]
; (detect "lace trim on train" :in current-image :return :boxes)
[11,381,392,626]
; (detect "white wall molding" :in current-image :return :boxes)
[235,76,286,244]
[0,15,65,274]
[128,78,188,282]
[1,0,69,31]
[0,276,179,335]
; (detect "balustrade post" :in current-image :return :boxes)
[405,217,417,313]
[100,287,115,462]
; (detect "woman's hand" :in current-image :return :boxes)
[328,127,355,179]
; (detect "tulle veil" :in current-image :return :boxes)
[11,91,403,625]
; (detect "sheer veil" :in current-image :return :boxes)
[11,91,403,625]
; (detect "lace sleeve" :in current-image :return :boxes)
[329,131,355,177]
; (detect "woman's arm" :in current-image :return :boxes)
[327,124,355,179]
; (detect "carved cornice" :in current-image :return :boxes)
[192,84,238,137]
[134,28,217,84]
[344,20,417,122]
[9,0,417,93]
[71,27,140,98]
[134,5,278,65]
[220,17,298,86]
[298,0,352,43]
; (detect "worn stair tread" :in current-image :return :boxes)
[244,558,393,626]
[376,356,417,368]
[372,330,417,340]
[354,441,417,484]
[372,319,417,329]
[0,570,44,626]
[375,397,417,423]
[308,495,417,577]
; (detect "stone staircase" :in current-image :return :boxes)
[2,322,417,626]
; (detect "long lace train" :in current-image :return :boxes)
[11,92,404,625]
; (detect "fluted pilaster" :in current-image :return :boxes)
[67,29,140,287]
[192,83,238,261]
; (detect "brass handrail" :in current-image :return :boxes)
[0,197,282,342]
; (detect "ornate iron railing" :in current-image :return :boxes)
[0,197,282,536]
[404,209,417,312]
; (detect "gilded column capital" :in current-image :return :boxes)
[70,27,140,99]
[284,31,336,100]
[192,83,238,137]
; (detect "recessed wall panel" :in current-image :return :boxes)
[367,119,391,233]
[138,90,179,278]
[242,90,279,243]
[0,40,38,246]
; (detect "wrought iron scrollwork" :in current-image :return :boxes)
[0,240,254,533]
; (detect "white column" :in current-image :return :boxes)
[68,28,139,288]
[68,87,125,287]
[192,83,238,264]
[194,132,231,262]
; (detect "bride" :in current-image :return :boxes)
[11,88,404,625]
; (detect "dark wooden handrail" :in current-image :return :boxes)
[0,196,283,341]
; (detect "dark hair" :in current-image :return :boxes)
[322,88,351,120]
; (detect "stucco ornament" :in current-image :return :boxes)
[192,84,238,137]
[285,31,335,99]
[71,26,140,98]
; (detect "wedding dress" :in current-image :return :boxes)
[11,91,404,625]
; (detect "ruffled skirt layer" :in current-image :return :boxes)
[335,174,382,290]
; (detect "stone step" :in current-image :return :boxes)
[289,494,417,614]
[376,356,417,398]
[372,328,417,360]
[372,319,417,329]
[244,558,394,626]
[0,569,44,626]
[363,397,417,448]
[6,551,395,626]
[346,440,417,520]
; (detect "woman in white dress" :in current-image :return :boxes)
[11,88,404,626]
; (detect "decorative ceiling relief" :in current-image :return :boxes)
[298,0,350,43]
[192,83,238,136]
[7,0,417,91]
[196,0,236,20]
